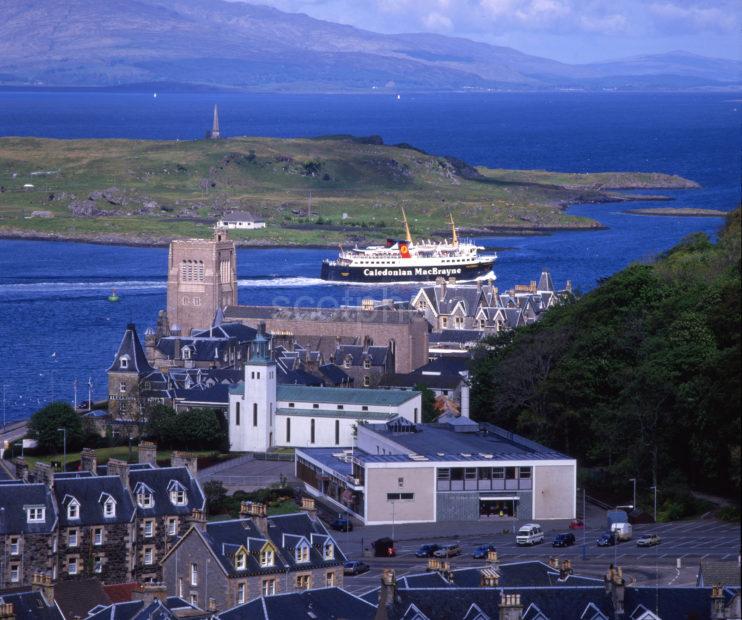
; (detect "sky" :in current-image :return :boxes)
[245,0,742,63]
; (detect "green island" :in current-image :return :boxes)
[624,207,727,217]
[0,135,699,247]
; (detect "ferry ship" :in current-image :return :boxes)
[320,210,496,283]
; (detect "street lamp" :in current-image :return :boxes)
[650,485,658,522]
[391,499,396,545]
[57,428,67,472]
[629,478,637,511]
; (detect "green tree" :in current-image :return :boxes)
[203,480,228,515]
[415,384,438,423]
[28,402,85,454]
[177,408,228,451]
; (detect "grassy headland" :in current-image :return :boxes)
[0,135,699,246]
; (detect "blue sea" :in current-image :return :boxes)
[0,92,739,422]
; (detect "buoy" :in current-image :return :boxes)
[107,288,120,302]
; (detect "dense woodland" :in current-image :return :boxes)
[471,210,741,514]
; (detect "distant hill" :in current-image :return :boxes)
[0,0,739,92]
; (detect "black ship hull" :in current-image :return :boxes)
[320,259,495,283]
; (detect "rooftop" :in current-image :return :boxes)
[223,305,426,325]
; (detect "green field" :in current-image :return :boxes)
[0,135,698,246]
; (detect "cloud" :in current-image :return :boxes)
[422,11,454,31]
[647,2,739,33]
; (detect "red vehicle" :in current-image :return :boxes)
[569,519,585,529]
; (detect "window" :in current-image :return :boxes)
[414,407,418,424]
[68,529,78,547]
[10,564,19,583]
[362,405,368,412]
[137,492,154,508]
[167,518,178,536]
[363,376,371,387]
[144,547,154,565]
[67,557,78,575]
[295,545,310,563]
[519,467,532,479]
[261,579,275,596]
[94,527,103,546]
[323,544,334,560]
[296,574,311,590]
[437,468,451,481]
[190,563,199,586]
[286,417,291,443]
[104,499,116,518]
[170,490,187,506]
[27,507,45,523]
[120,356,128,369]
[235,401,240,425]
[143,520,154,538]
[253,403,258,426]
[386,493,414,501]
[326,571,335,587]
[94,555,103,574]
[505,467,517,480]
[465,468,477,480]
[363,359,371,369]
[235,552,246,571]
[310,419,315,444]
[398,477,404,487]
[492,468,505,479]
[190,594,198,607]
[312,403,319,409]
[9,537,19,555]
[335,419,340,445]
[288,402,295,408]
[52,536,57,553]
[237,583,246,604]
[336,404,344,410]
[259,548,274,567]
[119,382,126,393]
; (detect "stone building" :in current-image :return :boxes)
[330,342,393,388]
[161,500,346,611]
[167,229,237,337]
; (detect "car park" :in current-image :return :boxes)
[636,534,661,547]
[569,519,585,529]
[516,523,544,546]
[415,544,442,558]
[597,532,616,547]
[552,533,576,547]
[330,516,353,531]
[433,543,461,558]
[472,544,497,559]
[344,561,370,576]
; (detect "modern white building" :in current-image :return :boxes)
[216,211,266,229]
[296,416,577,525]
[227,334,422,452]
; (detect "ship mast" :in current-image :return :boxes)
[401,207,413,244]
[449,212,459,246]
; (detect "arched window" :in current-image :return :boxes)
[310,419,315,444]
[253,403,258,427]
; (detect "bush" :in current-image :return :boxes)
[145,406,227,451]
[28,402,85,454]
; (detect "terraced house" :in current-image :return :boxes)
[161,500,346,611]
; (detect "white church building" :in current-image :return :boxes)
[227,332,422,452]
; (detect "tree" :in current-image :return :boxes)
[28,402,85,454]
[203,480,228,515]
[177,408,227,451]
[415,384,438,423]
[145,403,179,448]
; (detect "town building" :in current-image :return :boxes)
[296,416,576,525]
[330,342,393,388]
[215,212,266,230]
[0,588,63,620]
[227,333,421,453]
[161,499,346,611]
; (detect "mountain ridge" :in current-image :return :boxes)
[0,0,739,92]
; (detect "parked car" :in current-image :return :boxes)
[472,544,497,559]
[433,543,461,558]
[610,522,633,542]
[344,561,370,576]
[415,544,442,558]
[636,534,661,547]
[330,516,353,532]
[552,533,576,548]
[516,523,544,546]
[569,519,585,529]
[597,532,616,547]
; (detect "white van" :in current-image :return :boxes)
[516,523,544,546]
[610,522,633,542]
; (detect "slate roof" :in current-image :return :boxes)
[276,368,326,387]
[224,305,425,326]
[266,513,347,571]
[85,598,206,620]
[275,385,417,406]
[128,466,205,518]
[697,560,742,587]
[538,270,555,292]
[380,371,463,391]
[318,364,352,386]
[333,345,390,367]
[107,324,154,374]
[0,590,64,620]
[0,483,57,534]
[220,211,260,222]
[428,330,484,345]
[191,323,257,342]
[216,587,376,620]
[54,578,112,620]
[173,384,231,406]
[54,476,135,527]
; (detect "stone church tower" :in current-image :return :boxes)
[167,228,237,336]
[107,323,154,424]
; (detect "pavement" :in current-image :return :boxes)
[198,454,297,492]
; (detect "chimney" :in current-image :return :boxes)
[187,508,207,531]
[131,583,167,605]
[426,558,450,574]
[174,336,181,360]
[171,451,198,476]
[565,280,573,293]
[548,557,560,570]
[31,573,55,603]
[710,584,726,619]
[80,448,97,474]
[144,328,157,365]
[32,462,54,487]
[107,458,130,490]
[373,569,397,620]
[240,501,268,536]
[438,276,447,299]
[207,598,218,613]
[498,593,523,620]
[138,441,157,465]
[480,567,500,587]
[486,549,499,568]
[14,457,28,482]
[559,559,573,581]
[529,280,537,293]
[0,603,14,620]
[604,565,625,616]
[300,496,318,521]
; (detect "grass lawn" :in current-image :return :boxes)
[20,446,216,469]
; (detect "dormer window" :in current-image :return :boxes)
[120,355,129,369]
[343,356,352,368]
[295,544,310,564]
[67,499,80,520]
[183,347,192,360]
[103,498,116,518]
[235,551,247,571]
[26,507,46,523]
[323,543,334,560]
[137,491,154,508]
[170,489,187,506]
[363,358,371,369]
[259,548,274,567]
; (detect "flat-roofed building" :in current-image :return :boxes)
[296,417,576,525]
